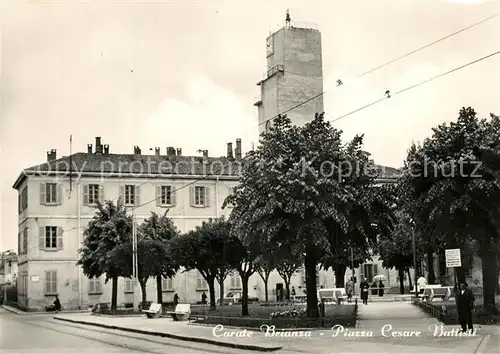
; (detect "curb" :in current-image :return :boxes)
[53,317,282,352]
[1,305,25,315]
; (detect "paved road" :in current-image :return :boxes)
[0,308,248,354]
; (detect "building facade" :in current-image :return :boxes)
[255,22,324,134]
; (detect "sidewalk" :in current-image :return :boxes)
[1,304,89,316]
[54,313,290,352]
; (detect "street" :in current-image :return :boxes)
[0,309,250,354]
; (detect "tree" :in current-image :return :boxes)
[275,246,302,300]
[254,247,276,302]
[171,217,235,310]
[136,211,180,304]
[401,107,500,312]
[225,113,391,318]
[229,236,258,316]
[77,200,132,310]
[377,212,424,294]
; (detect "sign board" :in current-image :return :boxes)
[445,248,461,267]
[30,276,39,282]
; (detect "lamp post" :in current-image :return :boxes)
[411,220,418,298]
[350,247,355,295]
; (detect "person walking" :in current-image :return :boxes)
[457,283,475,333]
[378,280,385,297]
[360,278,370,305]
[346,278,354,303]
[173,293,180,307]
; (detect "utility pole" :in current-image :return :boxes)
[132,210,139,309]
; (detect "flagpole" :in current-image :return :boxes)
[69,134,73,196]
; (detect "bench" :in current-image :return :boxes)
[142,302,162,319]
[318,288,347,304]
[421,287,452,302]
[166,304,191,321]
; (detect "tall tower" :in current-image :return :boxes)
[254,19,324,134]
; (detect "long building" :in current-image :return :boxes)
[13,135,406,311]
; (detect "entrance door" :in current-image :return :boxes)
[276,283,284,302]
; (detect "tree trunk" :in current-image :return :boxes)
[139,278,147,304]
[156,275,163,304]
[264,276,269,302]
[407,268,413,291]
[219,278,225,306]
[208,277,217,310]
[398,268,405,294]
[426,250,436,284]
[111,276,118,310]
[304,248,318,318]
[496,271,500,295]
[456,267,466,284]
[284,279,290,301]
[335,264,347,288]
[241,274,249,316]
[480,244,498,313]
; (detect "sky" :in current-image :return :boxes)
[1,0,499,251]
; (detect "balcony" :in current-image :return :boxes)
[257,64,284,86]
[253,96,262,106]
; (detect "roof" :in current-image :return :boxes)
[13,152,401,189]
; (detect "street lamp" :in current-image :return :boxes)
[410,219,418,298]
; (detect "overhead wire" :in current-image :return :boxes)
[25,13,500,236]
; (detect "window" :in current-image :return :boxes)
[230,272,241,289]
[156,185,176,206]
[190,186,210,207]
[227,187,236,208]
[22,228,28,255]
[39,226,63,250]
[46,183,57,203]
[121,185,139,205]
[88,277,102,294]
[162,276,174,292]
[299,266,320,286]
[124,278,134,293]
[83,184,102,205]
[196,272,207,290]
[40,183,61,205]
[45,271,57,294]
[18,186,28,213]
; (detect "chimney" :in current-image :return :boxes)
[95,137,102,154]
[202,150,208,158]
[134,146,141,155]
[155,147,160,156]
[167,147,176,156]
[235,138,242,160]
[87,144,93,153]
[47,149,57,162]
[176,148,182,156]
[227,142,234,159]
[103,144,109,154]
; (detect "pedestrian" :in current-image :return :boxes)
[201,292,207,305]
[291,286,296,296]
[378,280,384,297]
[346,278,354,303]
[173,293,179,307]
[457,282,475,333]
[53,295,61,313]
[360,278,370,305]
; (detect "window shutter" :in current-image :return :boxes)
[89,279,95,293]
[57,184,63,204]
[40,183,46,205]
[170,187,176,206]
[119,185,125,202]
[83,184,89,205]
[156,186,161,206]
[204,186,211,207]
[374,264,378,275]
[190,186,195,206]
[99,185,104,203]
[44,271,50,293]
[97,279,102,293]
[57,227,64,249]
[360,265,365,279]
[39,227,45,249]
[135,186,140,205]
